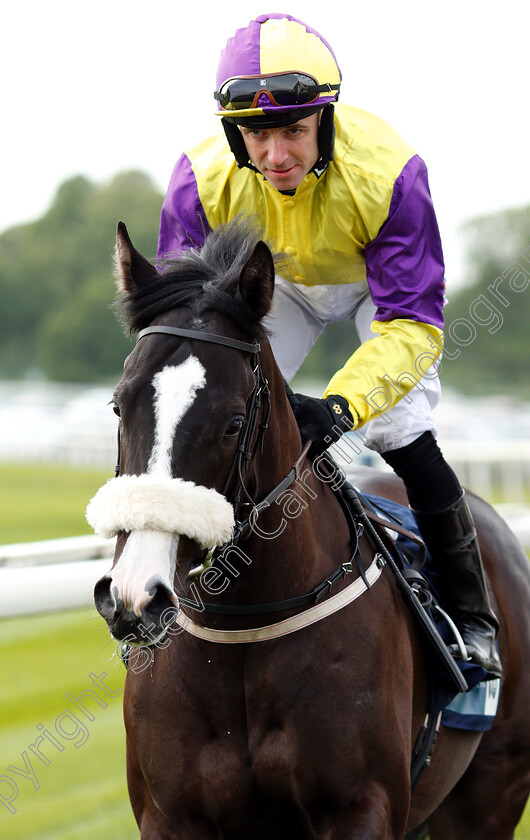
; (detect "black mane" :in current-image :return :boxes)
[115,219,278,339]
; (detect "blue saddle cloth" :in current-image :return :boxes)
[363,493,501,732]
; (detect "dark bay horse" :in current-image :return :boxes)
[90,220,530,839]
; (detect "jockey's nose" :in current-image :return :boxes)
[266,134,289,167]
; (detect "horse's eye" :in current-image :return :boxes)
[224,417,244,438]
[111,401,121,417]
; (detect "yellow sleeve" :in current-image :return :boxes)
[322,319,444,428]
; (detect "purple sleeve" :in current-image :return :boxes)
[157,153,212,263]
[364,155,445,329]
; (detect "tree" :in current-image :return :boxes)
[0,170,163,381]
[37,272,134,382]
[294,205,530,399]
[440,205,530,397]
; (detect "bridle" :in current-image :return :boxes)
[115,332,462,790]
[116,324,307,540]
[130,325,320,556]
[115,322,365,618]
[135,325,271,515]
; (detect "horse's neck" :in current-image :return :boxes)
[233,360,350,602]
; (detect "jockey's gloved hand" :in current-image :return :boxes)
[287,392,354,457]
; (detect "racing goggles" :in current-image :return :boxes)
[214,72,340,111]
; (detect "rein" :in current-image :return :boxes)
[120,327,461,789]
[173,555,385,644]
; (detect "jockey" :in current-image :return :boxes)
[157,13,502,678]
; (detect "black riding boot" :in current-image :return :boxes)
[412,493,502,677]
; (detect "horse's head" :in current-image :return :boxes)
[89,220,294,644]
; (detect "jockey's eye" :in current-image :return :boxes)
[224,416,244,438]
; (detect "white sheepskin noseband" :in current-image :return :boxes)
[86,474,235,547]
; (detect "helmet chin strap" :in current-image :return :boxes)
[221,119,259,171]
[318,103,335,163]
[221,104,336,177]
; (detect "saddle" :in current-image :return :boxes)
[342,482,500,787]
[355,488,494,696]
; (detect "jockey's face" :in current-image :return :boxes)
[239,113,320,191]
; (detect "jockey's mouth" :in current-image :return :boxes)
[269,165,296,174]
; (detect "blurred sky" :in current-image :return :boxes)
[2,0,528,286]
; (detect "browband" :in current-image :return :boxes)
[137,326,260,354]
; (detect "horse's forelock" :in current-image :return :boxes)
[114,219,276,338]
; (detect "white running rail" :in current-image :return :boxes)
[0,516,528,620]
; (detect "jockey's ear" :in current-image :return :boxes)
[114,221,157,292]
[238,240,275,319]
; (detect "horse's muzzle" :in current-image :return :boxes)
[94,572,178,645]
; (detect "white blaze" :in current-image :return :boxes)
[110,530,179,616]
[148,357,206,476]
[96,355,211,618]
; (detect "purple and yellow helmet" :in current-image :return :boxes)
[214,14,341,128]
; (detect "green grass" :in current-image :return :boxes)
[1,606,529,838]
[0,463,136,837]
[0,462,528,837]
[0,463,111,544]
[0,607,137,839]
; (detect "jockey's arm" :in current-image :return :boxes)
[323,155,445,429]
[323,318,443,429]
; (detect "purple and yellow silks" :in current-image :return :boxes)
[157,103,445,427]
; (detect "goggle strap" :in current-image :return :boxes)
[214,82,340,100]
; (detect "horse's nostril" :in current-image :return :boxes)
[143,584,177,628]
[94,576,116,621]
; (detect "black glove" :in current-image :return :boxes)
[288,391,353,457]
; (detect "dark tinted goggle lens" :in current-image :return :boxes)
[217,74,321,109]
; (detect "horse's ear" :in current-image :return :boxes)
[238,240,275,318]
[114,221,157,292]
